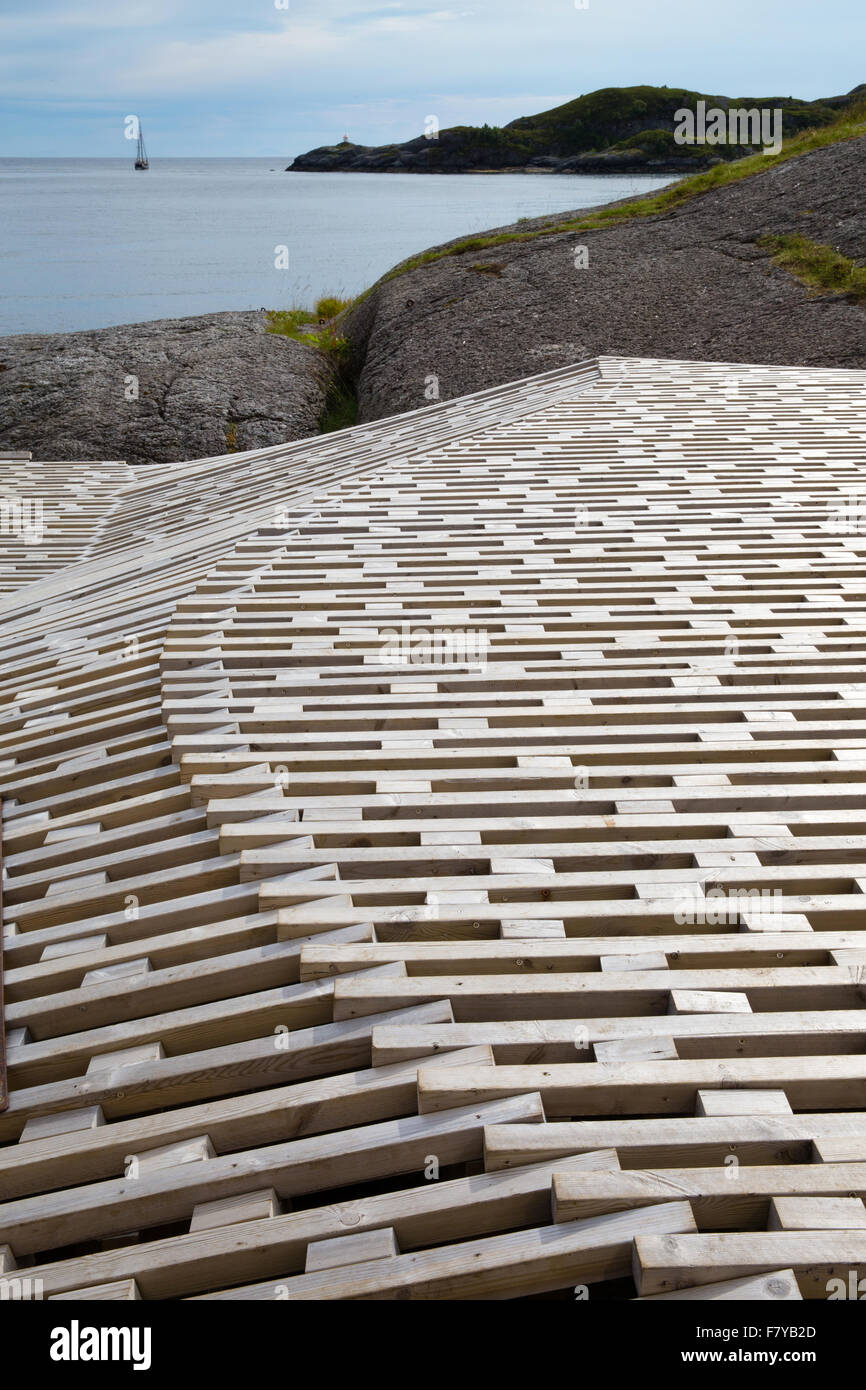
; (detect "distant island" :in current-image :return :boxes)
[288,83,864,174]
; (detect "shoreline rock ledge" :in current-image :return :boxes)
[0,311,327,466]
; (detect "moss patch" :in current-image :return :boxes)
[760,233,866,302]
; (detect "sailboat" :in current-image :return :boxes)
[134,125,149,170]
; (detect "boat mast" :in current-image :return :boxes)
[135,124,149,169]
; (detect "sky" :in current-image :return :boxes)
[0,0,863,157]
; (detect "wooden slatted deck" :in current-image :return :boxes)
[2,356,866,1300]
[0,453,137,593]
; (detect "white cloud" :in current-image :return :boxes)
[116,24,340,95]
[370,9,474,29]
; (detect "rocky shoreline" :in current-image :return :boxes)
[290,150,719,176]
[1,124,863,466]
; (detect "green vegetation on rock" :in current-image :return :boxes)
[266,297,353,350]
[266,298,358,435]
[319,378,360,433]
[760,234,866,302]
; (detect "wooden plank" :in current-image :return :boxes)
[484,1113,866,1170]
[696,1089,793,1117]
[305,1227,399,1272]
[189,1189,280,1233]
[594,1037,678,1063]
[552,1163,866,1225]
[768,1197,866,1230]
[298,932,866,979]
[204,1202,697,1300]
[635,1269,802,1301]
[19,1105,105,1144]
[669,990,751,1015]
[369,1009,866,1065]
[812,1137,866,1163]
[330,967,861,1022]
[50,1279,141,1301]
[634,1232,866,1297]
[417,1057,866,1117]
[129,1136,215,1178]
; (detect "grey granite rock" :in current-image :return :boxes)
[0,311,328,466]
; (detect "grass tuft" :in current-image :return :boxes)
[266,297,354,351]
[315,295,352,320]
[760,233,866,302]
[265,308,316,337]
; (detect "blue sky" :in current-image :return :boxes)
[1,0,863,157]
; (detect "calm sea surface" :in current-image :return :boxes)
[0,158,675,335]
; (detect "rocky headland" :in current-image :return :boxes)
[288,84,861,175]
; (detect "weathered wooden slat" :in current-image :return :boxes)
[633,1232,866,1297]
[484,1113,866,1170]
[417,1057,866,1116]
[198,1202,697,1301]
[552,1164,866,1225]
[634,1269,802,1301]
